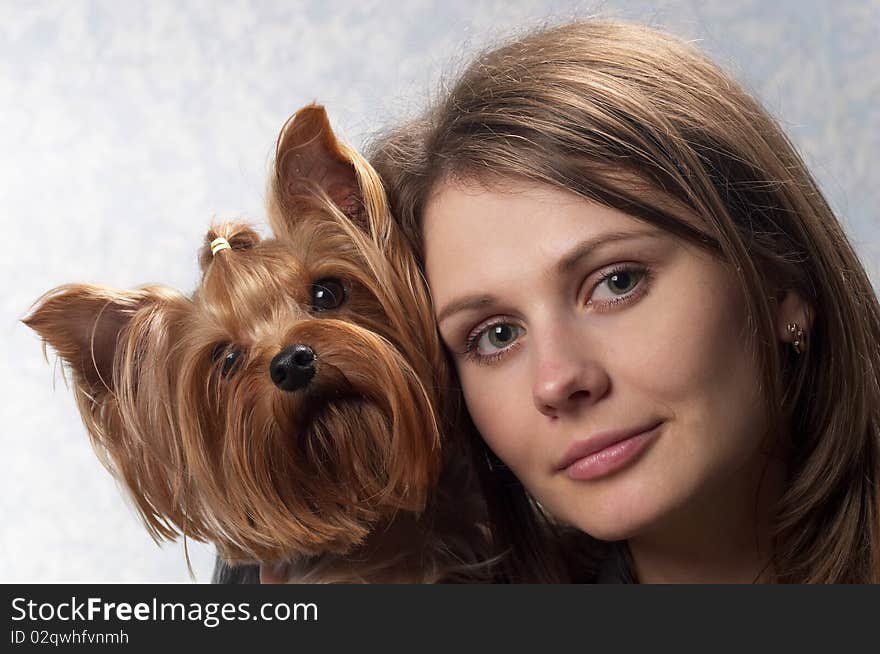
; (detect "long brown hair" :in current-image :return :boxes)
[368,20,880,582]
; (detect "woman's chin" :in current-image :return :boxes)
[558,494,668,543]
[571,519,642,543]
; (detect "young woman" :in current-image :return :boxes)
[369,20,880,583]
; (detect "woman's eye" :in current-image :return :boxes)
[465,322,523,363]
[484,323,519,349]
[607,270,639,294]
[589,266,649,306]
[311,278,346,311]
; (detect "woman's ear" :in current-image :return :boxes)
[775,289,814,349]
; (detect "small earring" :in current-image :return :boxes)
[787,322,805,354]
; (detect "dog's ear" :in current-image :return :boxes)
[25,284,200,543]
[270,104,369,236]
[23,284,187,397]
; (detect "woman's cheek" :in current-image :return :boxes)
[618,258,743,400]
[459,365,532,463]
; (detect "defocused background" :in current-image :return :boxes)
[2,0,877,582]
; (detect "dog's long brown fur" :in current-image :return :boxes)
[24,105,492,583]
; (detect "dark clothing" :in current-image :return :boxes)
[212,557,260,584]
[211,542,637,584]
[594,542,636,583]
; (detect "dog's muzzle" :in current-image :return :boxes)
[270,344,316,391]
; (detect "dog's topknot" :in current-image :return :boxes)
[198,223,262,272]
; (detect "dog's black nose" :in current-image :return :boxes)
[270,344,316,391]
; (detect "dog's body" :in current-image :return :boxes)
[25,106,492,583]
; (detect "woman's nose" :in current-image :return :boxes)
[531,331,609,417]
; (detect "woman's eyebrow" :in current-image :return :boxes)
[436,294,497,325]
[555,229,661,276]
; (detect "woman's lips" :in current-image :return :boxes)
[559,420,664,481]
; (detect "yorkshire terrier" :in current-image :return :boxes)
[24,105,491,583]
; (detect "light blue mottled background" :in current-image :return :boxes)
[2,0,877,582]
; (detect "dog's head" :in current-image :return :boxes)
[25,105,449,563]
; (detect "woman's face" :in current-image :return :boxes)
[423,179,771,541]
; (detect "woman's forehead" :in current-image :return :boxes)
[425,173,705,230]
[424,175,716,276]
[423,179,663,260]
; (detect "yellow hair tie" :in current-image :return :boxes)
[211,237,231,256]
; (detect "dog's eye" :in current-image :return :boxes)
[221,350,242,376]
[211,343,227,362]
[211,344,243,377]
[311,278,346,311]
